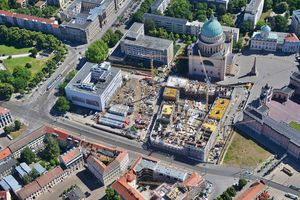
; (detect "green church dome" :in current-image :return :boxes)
[261,24,271,32]
[201,16,223,38]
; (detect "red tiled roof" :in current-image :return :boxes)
[237,182,265,200]
[60,147,82,165]
[0,107,9,115]
[112,170,145,200]
[87,155,106,174]
[36,166,64,187]
[0,191,10,200]
[182,172,204,187]
[17,181,41,200]
[0,148,12,161]
[0,10,58,28]
[285,33,300,42]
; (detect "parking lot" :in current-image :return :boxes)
[36,168,106,200]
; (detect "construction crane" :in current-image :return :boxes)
[137,53,156,79]
[198,50,211,112]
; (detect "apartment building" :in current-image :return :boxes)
[112,156,204,200]
[150,0,171,14]
[0,107,13,130]
[120,22,174,66]
[59,147,84,172]
[0,159,17,180]
[8,126,48,158]
[65,62,122,111]
[243,0,264,27]
[144,13,240,43]
[84,142,129,186]
[16,166,68,200]
[292,10,300,38]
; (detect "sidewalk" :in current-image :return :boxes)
[0,53,31,60]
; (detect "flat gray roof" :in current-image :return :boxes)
[0,159,17,174]
[66,62,121,96]
[144,13,188,24]
[245,0,263,14]
[123,34,172,50]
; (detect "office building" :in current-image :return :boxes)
[112,156,204,200]
[250,25,300,53]
[292,10,300,38]
[243,0,264,27]
[0,107,13,130]
[65,62,122,111]
[150,0,170,14]
[120,22,174,66]
[188,16,234,81]
[144,13,239,43]
[236,106,300,160]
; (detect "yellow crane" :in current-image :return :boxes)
[198,50,211,112]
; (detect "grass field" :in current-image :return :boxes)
[9,126,27,140]
[260,10,272,21]
[3,56,49,76]
[289,121,300,132]
[223,132,271,167]
[0,44,31,55]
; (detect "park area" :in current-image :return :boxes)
[0,44,31,55]
[3,56,49,76]
[223,132,271,167]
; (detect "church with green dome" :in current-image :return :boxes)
[188,15,235,81]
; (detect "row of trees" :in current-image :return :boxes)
[0,25,67,99]
[214,179,247,200]
[264,0,300,14]
[13,6,58,18]
[102,29,123,48]
[106,187,121,200]
[132,0,155,23]
[165,0,193,21]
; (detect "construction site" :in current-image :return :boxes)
[149,76,233,162]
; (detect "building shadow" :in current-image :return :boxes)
[76,169,104,191]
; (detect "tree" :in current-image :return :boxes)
[274,15,288,32]
[20,147,35,164]
[3,126,14,135]
[238,178,247,189]
[274,2,289,14]
[55,96,70,113]
[221,192,232,200]
[14,120,22,130]
[256,20,265,30]
[114,195,121,200]
[0,83,14,100]
[29,47,38,58]
[263,0,272,11]
[132,11,143,23]
[198,15,207,22]
[240,20,253,34]
[25,63,32,69]
[144,18,156,34]
[0,0,9,10]
[233,38,243,50]
[226,186,236,197]
[106,187,115,200]
[165,0,193,21]
[43,136,60,160]
[221,14,235,27]
[216,4,226,16]
[85,39,108,63]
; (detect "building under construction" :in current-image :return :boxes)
[149,76,232,161]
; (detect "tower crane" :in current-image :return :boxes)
[198,50,211,112]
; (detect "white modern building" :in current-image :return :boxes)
[188,16,234,81]
[250,25,300,53]
[0,107,13,129]
[150,0,171,14]
[292,10,300,38]
[65,62,122,111]
[243,0,264,27]
[120,23,174,66]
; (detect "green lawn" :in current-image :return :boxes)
[0,44,31,55]
[3,56,49,76]
[260,10,272,21]
[289,121,300,133]
[223,132,271,167]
